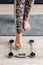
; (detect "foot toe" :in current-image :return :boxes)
[15,43,21,49]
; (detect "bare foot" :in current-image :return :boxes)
[23,20,31,31]
[15,33,22,49]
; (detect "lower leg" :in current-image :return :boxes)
[15,33,22,49]
[15,20,22,49]
[15,16,23,49]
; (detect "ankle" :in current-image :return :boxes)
[16,33,22,38]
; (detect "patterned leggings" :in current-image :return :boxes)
[15,0,34,33]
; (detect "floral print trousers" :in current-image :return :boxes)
[14,0,34,33]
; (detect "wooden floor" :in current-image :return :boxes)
[0,4,43,14]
